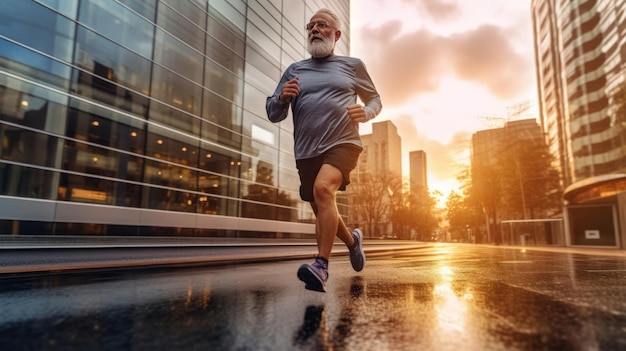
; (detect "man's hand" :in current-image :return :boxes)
[347,104,368,122]
[279,77,300,103]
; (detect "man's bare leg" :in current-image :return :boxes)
[310,202,356,251]
[298,164,364,291]
[336,215,355,247]
[312,164,348,260]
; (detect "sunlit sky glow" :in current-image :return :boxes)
[349,0,539,202]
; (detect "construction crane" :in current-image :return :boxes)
[506,100,533,120]
[477,100,534,128]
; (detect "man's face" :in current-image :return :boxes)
[306,13,340,58]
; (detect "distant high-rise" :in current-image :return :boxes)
[359,120,402,178]
[532,0,626,187]
[472,119,545,168]
[409,150,427,191]
[352,120,401,237]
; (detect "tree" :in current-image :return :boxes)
[408,186,440,241]
[349,172,401,238]
[469,162,502,243]
[446,190,482,242]
[498,130,562,219]
[460,123,563,244]
[350,172,440,240]
[387,177,409,238]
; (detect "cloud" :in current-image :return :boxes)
[392,115,471,182]
[414,0,461,22]
[360,22,534,106]
[364,23,449,105]
[448,25,533,100]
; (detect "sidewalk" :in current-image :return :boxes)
[0,235,431,276]
[3,235,624,276]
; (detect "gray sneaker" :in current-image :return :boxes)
[297,262,328,292]
[349,229,366,272]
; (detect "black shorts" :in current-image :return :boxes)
[296,144,362,202]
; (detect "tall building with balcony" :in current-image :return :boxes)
[532,0,626,248]
[0,0,350,238]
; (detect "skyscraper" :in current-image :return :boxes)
[532,0,626,248]
[0,0,350,237]
[409,150,427,191]
[359,120,402,178]
[351,120,401,237]
[532,0,626,187]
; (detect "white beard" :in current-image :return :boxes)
[307,35,335,58]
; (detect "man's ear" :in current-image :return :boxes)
[335,30,341,42]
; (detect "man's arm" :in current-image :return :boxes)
[354,59,382,122]
[266,72,300,123]
[266,92,289,123]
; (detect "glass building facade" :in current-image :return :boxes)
[532,0,626,187]
[532,0,626,248]
[0,0,350,237]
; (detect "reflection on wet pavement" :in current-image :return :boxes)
[2,244,626,350]
[293,305,328,349]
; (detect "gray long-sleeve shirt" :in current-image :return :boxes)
[266,55,382,160]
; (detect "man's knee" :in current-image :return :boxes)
[313,181,334,202]
[313,165,342,202]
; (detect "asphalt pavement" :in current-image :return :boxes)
[2,243,626,350]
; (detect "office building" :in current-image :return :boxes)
[350,120,401,237]
[359,120,402,178]
[0,0,350,237]
[532,0,626,248]
[470,118,565,244]
[532,0,626,186]
[409,150,427,191]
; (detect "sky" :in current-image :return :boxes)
[349,0,539,203]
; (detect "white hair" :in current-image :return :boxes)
[315,8,342,31]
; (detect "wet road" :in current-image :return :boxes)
[2,243,626,350]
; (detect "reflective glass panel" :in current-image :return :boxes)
[143,159,198,192]
[0,126,62,169]
[0,83,69,134]
[79,0,154,59]
[201,91,242,149]
[157,1,206,52]
[141,183,198,213]
[38,0,79,18]
[205,59,244,105]
[64,107,146,157]
[149,50,202,131]
[0,40,71,91]
[0,1,75,62]
[118,0,157,22]
[206,35,244,77]
[61,139,144,182]
[209,0,246,33]
[245,44,280,81]
[144,124,200,170]
[74,27,152,95]
[57,172,141,207]
[153,29,203,85]
[207,21,244,60]
[72,28,151,116]
[0,164,57,199]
